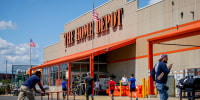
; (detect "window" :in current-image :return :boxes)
[137,0,162,9]
[127,0,133,2]
[59,63,68,85]
[42,67,49,86]
[50,66,58,86]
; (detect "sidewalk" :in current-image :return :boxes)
[43,95,200,100]
[0,94,13,96]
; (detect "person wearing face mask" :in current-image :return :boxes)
[151,54,172,100]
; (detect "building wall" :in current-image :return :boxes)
[44,0,200,62]
[134,0,200,85]
[44,42,63,62]
[107,43,136,82]
[44,0,138,62]
[0,73,13,81]
[43,0,200,85]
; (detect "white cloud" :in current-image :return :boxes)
[0,20,17,30]
[0,37,42,73]
[149,0,162,5]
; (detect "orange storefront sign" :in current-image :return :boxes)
[64,8,123,47]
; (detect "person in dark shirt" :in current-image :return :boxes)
[84,72,94,100]
[18,71,46,100]
[129,74,137,100]
[151,54,172,100]
[62,79,68,98]
[108,77,116,100]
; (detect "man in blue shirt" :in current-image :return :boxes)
[151,54,172,100]
[62,79,68,98]
[18,71,46,100]
[129,74,137,100]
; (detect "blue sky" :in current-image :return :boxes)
[0,0,159,73]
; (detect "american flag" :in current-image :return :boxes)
[30,39,36,47]
[92,5,99,22]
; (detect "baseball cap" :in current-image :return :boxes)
[159,54,167,61]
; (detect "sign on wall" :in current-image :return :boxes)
[64,8,123,47]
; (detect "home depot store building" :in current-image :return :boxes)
[30,0,200,95]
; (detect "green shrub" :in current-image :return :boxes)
[1,79,11,84]
[6,84,10,90]
[0,87,5,95]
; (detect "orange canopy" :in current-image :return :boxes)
[148,22,200,44]
[26,69,41,74]
[31,37,136,70]
[26,69,30,74]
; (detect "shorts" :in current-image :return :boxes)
[94,87,99,91]
[110,90,114,94]
[130,88,136,92]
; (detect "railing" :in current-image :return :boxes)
[40,91,76,100]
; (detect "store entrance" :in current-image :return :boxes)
[70,53,108,95]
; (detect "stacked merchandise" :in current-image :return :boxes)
[174,70,185,97]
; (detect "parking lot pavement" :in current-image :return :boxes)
[1,95,200,100]
[0,96,49,100]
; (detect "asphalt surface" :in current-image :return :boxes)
[0,95,82,100]
[0,96,47,100]
[1,95,200,100]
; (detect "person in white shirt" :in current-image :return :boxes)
[94,80,100,95]
[121,74,128,86]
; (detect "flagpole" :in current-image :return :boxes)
[30,43,31,68]
[92,0,94,72]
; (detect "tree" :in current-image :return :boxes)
[1,79,11,84]
[6,84,10,90]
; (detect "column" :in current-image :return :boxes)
[29,69,32,77]
[68,63,71,94]
[148,42,154,95]
[58,65,60,86]
[90,55,94,78]
[49,67,51,86]
[41,68,43,85]
[90,55,94,95]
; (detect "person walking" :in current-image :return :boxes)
[121,74,128,86]
[84,72,94,100]
[18,71,46,100]
[62,79,68,98]
[129,74,138,100]
[94,80,100,95]
[108,77,116,100]
[151,54,172,100]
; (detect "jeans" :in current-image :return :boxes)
[156,83,168,100]
[62,88,68,97]
[86,87,93,100]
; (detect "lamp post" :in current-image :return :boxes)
[6,60,7,79]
